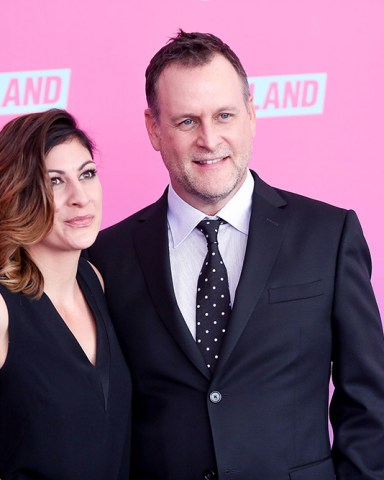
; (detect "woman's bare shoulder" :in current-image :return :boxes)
[87,261,105,292]
[0,292,9,368]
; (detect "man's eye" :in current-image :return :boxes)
[179,119,194,127]
[219,113,231,120]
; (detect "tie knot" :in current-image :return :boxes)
[197,219,225,244]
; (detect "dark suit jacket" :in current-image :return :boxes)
[89,172,384,480]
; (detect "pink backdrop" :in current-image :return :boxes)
[1,0,383,317]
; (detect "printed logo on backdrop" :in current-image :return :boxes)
[248,73,327,117]
[0,69,71,115]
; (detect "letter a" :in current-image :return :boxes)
[262,82,280,110]
[2,79,20,107]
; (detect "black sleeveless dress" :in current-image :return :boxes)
[0,258,131,480]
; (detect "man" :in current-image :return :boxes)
[89,31,384,479]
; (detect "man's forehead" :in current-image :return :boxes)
[153,54,248,120]
[157,55,241,91]
[160,53,226,76]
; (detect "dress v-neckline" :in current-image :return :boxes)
[43,288,97,367]
[41,267,111,410]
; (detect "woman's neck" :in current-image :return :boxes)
[27,246,81,303]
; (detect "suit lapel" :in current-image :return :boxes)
[133,190,210,379]
[215,173,289,373]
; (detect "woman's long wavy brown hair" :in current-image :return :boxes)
[0,109,94,299]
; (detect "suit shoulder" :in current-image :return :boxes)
[269,186,359,238]
[276,187,349,217]
[253,171,350,222]
[97,197,164,242]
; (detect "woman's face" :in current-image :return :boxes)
[38,138,102,253]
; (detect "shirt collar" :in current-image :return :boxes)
[167,169,254,248]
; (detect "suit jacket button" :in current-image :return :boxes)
[209,391,222,403]
[203,469,217,479]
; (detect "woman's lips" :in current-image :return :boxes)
[65,215,94,227]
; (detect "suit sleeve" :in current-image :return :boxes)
[330,210,384,479]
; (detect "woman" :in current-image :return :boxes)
[0,109,131,479]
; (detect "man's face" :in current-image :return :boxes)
[145,54,256,215]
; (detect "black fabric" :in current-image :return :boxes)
[0,257,131,480]
[196,219,231,372]
[88,171,384,480]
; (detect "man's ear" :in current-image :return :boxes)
[144,109,161,151]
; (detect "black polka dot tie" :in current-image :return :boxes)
[196,219,231,373]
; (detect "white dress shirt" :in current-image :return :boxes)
[167,170,254,338]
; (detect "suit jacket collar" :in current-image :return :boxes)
[134,189,212,378]
[215,171,288,375]
[134,171,288,379]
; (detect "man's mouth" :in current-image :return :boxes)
[194,156,229,165]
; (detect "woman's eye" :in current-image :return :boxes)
[50,177,62,186]
[80,169,97,180]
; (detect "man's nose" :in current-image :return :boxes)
[195,122,221,151]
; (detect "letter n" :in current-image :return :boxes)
[24,77,43,105]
